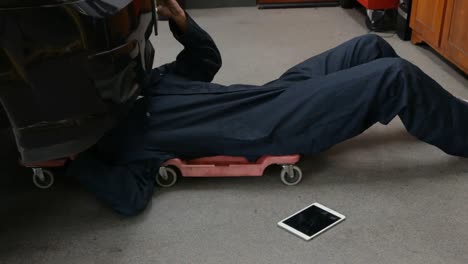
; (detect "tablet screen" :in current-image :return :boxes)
[281,204,343,237]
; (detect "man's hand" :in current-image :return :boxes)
[157,0,188,32]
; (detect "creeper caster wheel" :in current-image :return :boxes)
[32,168,55,189]
[156,167,178,188]
[280,165,303,186]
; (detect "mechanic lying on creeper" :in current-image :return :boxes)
[67,0,468,216]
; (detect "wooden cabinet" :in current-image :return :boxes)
[410,0,446,47]
[441,0,468,72]
[410,0,468,73]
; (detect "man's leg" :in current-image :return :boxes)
[279,34,398,80]
[257,57,468,157]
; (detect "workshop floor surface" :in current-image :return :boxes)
[1,6,467,264]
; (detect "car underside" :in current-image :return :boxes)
[0,0,157,164]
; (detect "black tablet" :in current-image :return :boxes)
[278,203,346,241]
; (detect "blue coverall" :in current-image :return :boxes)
[68,15,468,216]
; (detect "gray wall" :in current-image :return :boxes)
[186,0,256,9]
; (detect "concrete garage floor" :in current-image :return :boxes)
[1,7,468,264]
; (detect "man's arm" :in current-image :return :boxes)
[157,0,222,82]
[67,150,159,216]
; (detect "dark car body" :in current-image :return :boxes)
[0,0,156,164]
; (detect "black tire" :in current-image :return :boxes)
[340,0,355,9]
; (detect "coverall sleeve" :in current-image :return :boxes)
[159,14,222,82]
[67,151,160,216]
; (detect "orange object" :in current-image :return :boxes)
[357,0,398,9]
[163,155,301,177]
[23,159,68,168]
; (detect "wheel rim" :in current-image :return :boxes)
[287,171,300,182]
